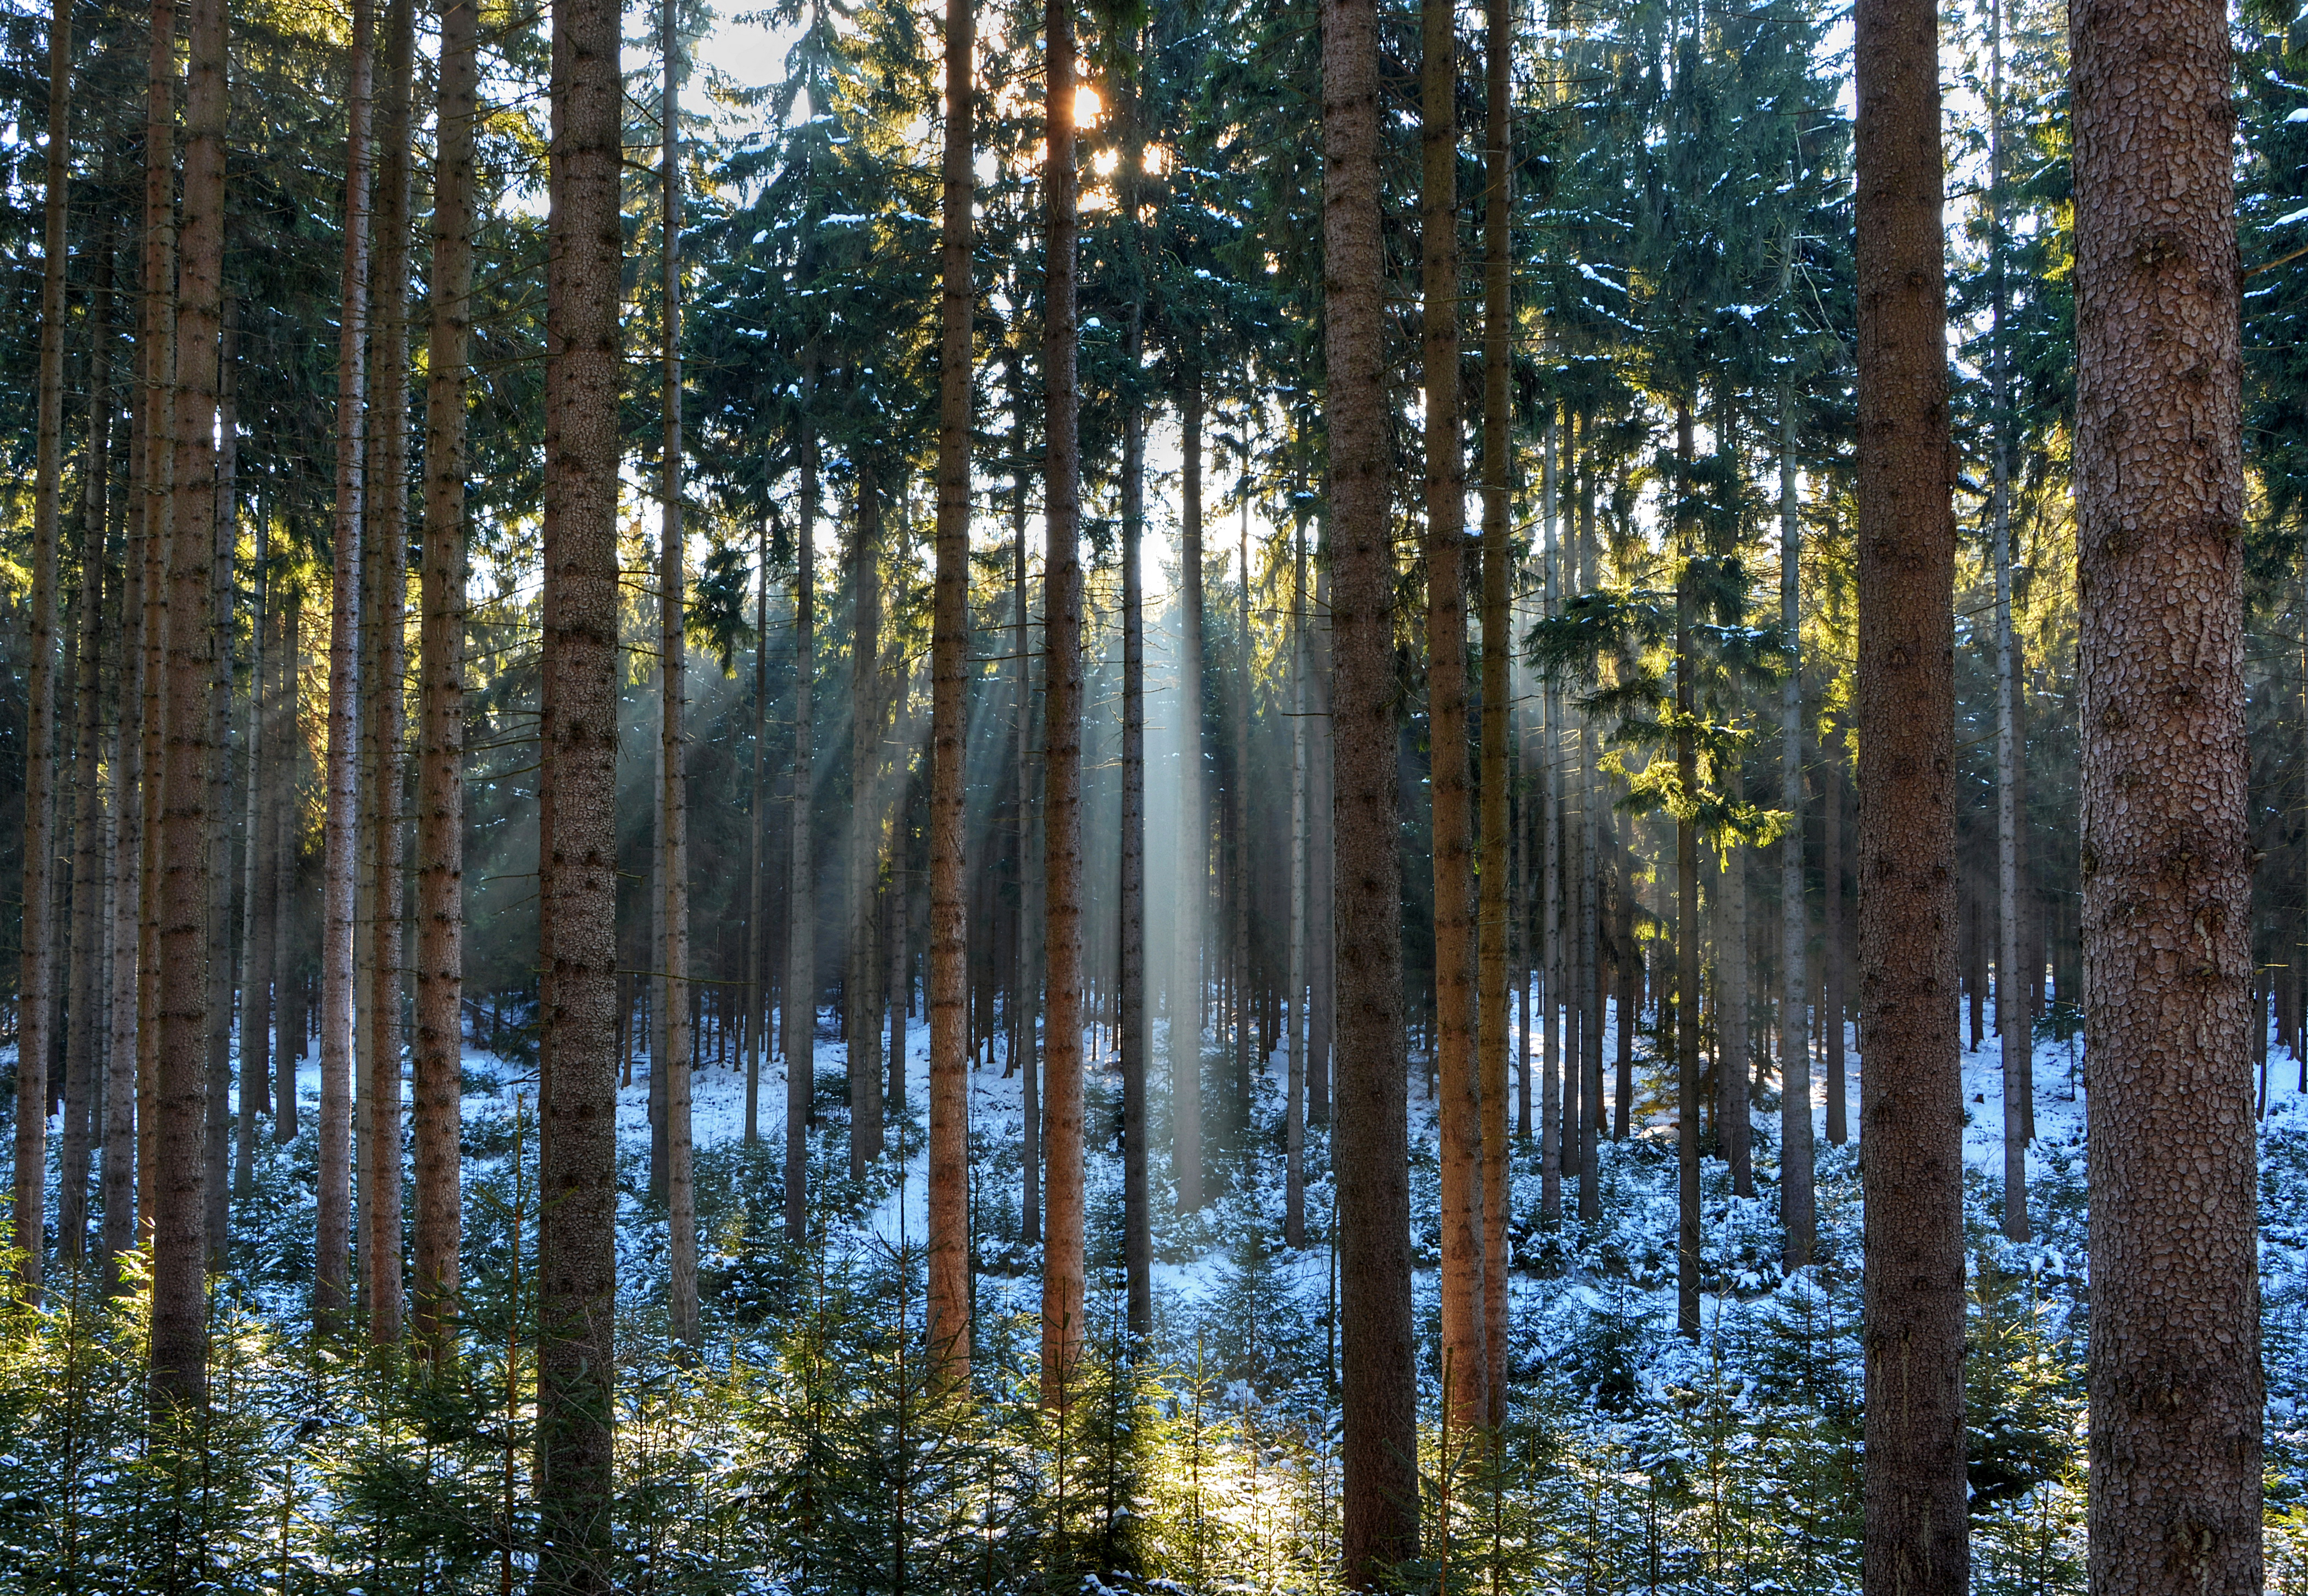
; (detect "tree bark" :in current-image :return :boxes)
[2072,0,2259,1581]
[1119,236,1151,1342]
[1285,516,1308,1253]
[536,0,624,1566]
[62,363,109,1266]
[1540,420,1562,1222]
[12,0,72,1298]
[413,0,476,1357]
[785,395,815,1240]
[1422,0,1486,1440]
[1824,724,1847,1145]
[848,473,884,1180]
[362,0,415,1343]
[272,589,302,1145]
[1173,381,1205,1210]
[748,514,769,1144]
[657,0,696,1352]
[201,305,238,1265]
[1720,783,1751,1197]
[1853,0,1967,1576]
[925,0,975,1384]
[154,0,228,1410]
[1039,0,1086,1405]
[1675,404,1701,1342]
[1778,384,1815,1267]
[317,0,375,1331]
[1326,0,1418,1563]
[1477,0,1512,1423]
[236,522,268,1203]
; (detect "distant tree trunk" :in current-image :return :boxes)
[1674,404,1701,1342]
[318,0,376,1331]
[1327,0,1419,1561]
[103,496,143,1287]
[154,0,229,1409]
[785,397,816,1240]
[1853,0,1967,1575]
[1778,384,1814,1268]
[1988,0,2029,1244]
[1539,421,1561,1221]
[1616,844,1636,1135]
[12,0,72,1297]
[1039,0,1088,1405]
[1577,463,1603,1224]
[1285,517,1308,1252]
[363,0,416,1344]
[1119,283,1151,1339]
[1173,381,1205,1210]
[61,378,109,1266]
[926,0,975,1383]
[1016,477,1041,1249]
[236,531,268,1203]
[1308,553,1335,1129]
[413,0,476,1356]
[2072,0,2259,1579]
[848,471,885,1180]
[748,514,769,1144]
[1231,516,1251,1139]
[272,589,303,1144]
[1423,0,1485,1437]
[1477,0,1512,1422]
[658,1,697,1352]
[1719,793,1752,1197]
[1823,726,1847,1145]
[201,305,239,1264]
[536,0,625,1563]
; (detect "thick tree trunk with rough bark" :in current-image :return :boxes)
[2072,0,2260,1582]
[536,0,624,1567]
[1853,0,1967,1578]
[1477,0,1512,1425]
[413,0,476,1355]
[1039,0,1086,1406]
[317,0,375,1330]
[1326,0,1418,1566]
[154,0,228,1410]
[13,0,71,1296]
[1423,0,1486,1439]
[925,0,974,1383]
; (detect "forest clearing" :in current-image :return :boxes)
[0,0,2284,1582]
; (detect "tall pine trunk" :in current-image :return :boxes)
[1777,384,1814,1267]
[658,10,697,1349]
[1476,0,1512,1425]
[1038,0,1087,1404]
[154,0,228,1409]
[363,0,415,1342]
[784,399,815,1239]
[1674,404,1701,1342]
[61,368,109,1266]
[1173,382,1205,1210]
[200,307,238,1263]
[1852,0,1967,1574]
[12,0,71,1296]
[1285,516,1308,1252]
[2072,0,2259,1581]
[1119,225,1151,1342]
[1423,0,1486,1439]
[536,0,624,1563]
[1325,0,1418,1562]
[317,0,375,1329]
[848,474,884,1180]
[413,0,476,1354]
[925,0,975,1382]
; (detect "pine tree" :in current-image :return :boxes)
[2073,0,2261,1580]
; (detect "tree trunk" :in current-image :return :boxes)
[413,0,476,1356]
[1327,0,1419,1562]
[785,395,816,1241]
[272,590,303,1144]
[154,0,228,1409]
[748,515,769,1144]
[201,305,238,1264]
[848,472,884,1180]
[1016,475,1040,1249]
[1853,0,1967,1575]
[2073,0,2259,1580]
[1173,381,1205,1209]
[1720,789,1751,1197]
[362,0,415,1343]
[1477,0,1512,1421]
[1119,249,1151,1341]
[926,0,975,1383]
[1674,404,1701,1342]
[1039,0,1087,1405]
[1778,383,1814,1267]
[657,3,696,1352]
[1231,514,1251,1143]
[12,0,72,1297]
[317,0,375,1331]
[1539,418,1561,1221]
[1823,727,1847,1145]
[536,0,624,1563]
[103,492,142,1287]
[1577,457,1602,1224]
[236,523,267,1203]
[1285,516,1308,1252]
